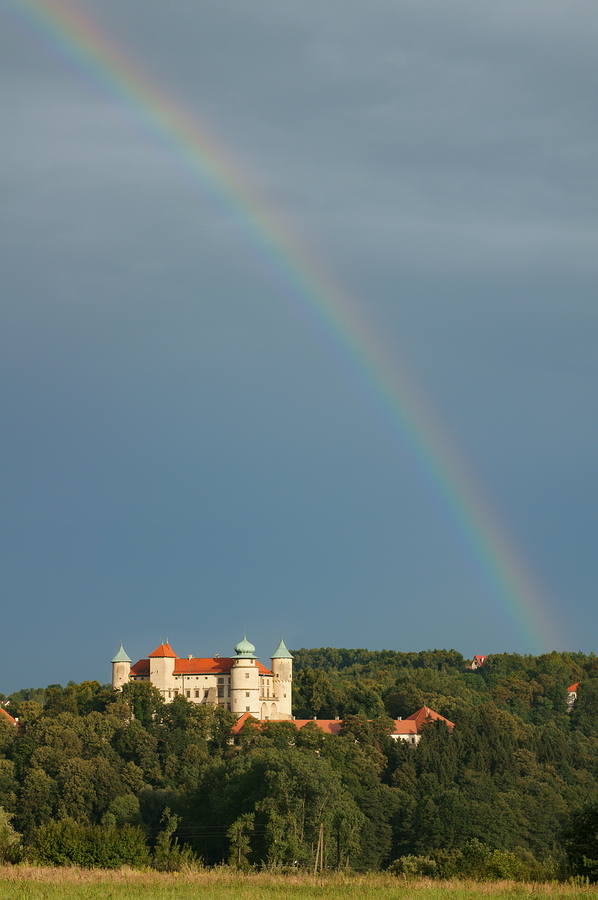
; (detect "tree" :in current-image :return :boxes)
[118,682,164,728]
[565,802,598,880]
[0,807,22,863]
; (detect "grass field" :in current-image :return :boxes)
[0,868,597,900]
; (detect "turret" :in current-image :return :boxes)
[111,642,132,691]
[230,634,260,717]
[148,642,178,700]
[271,637,293,718]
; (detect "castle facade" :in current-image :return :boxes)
[111,635,293,721]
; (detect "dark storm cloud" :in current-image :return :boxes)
[1,1,597,689]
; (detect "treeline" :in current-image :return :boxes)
[1,649,598,875]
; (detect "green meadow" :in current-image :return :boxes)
[0,870,596,900]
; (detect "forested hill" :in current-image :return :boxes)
[2,648,598,876]
[291,647,596,722]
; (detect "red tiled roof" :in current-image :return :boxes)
[130,656,274,677]
[0,708,17,726]
[295,719,343,735]
[473,655,487,664]
[391,720,419,736]
[130,660,150,676]
[174,657,234,674]
[235,718,422,738]
[148,643,178,658]
[405,706,455,732]
[173,657,273,676]
[230,711,258,734]
[567,682,580,693]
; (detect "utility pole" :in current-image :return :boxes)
[314,822,325,874]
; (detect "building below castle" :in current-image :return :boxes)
[111,635,293,721]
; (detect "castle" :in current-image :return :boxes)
[111,635,293,721]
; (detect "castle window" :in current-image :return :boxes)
[246,692,250,698]
[218,677,224,684]
[174,690,179,697]
[218,687,224,698]
[194,690,199,698]
[246,707,250,711]
[186,691,190,698]
[204,690,209,699]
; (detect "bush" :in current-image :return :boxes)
[388,855,437,877]
[389,841,527,882]
[32,819,150,868]
[0,807,22,863]
[152,808,199,872]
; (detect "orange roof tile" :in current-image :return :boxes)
[0,708,17,726]
[567,682,580,693]
[130,656,274,677]
[173,657,273,676]
[405,706,454,732]
[295,719,343,735]
[230,712,452,739]
[130,659,150,675]
[391,719,419,735]
[230,711,258,734]
[148,643,178,658]
[234,717,421,738]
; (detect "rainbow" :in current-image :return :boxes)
[2,0,561,651]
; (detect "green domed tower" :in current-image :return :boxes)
[230,634,260,717]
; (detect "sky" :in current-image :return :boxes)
[1,0,597,693]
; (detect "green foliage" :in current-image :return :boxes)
[2,651,598,877]
[118,682,164,728]
[390,841,528,881]
[565,801,598,880]
[388,854,438,877]
[185,747,365,869]
[0,807,22,863]
[101,793,143,828]
[153,807,199,871]
[32,818,150,868]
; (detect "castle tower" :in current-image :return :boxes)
[271,637,293,718]
[148,642,178,699]
[230,634,260,718]
[111,642,132,690]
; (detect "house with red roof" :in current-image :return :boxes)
[112,635,293,722]
[0,708,17,728]
[232,706,454,746]
[466,655,487,670]
[566,681,580,712]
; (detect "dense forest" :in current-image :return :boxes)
[2,648,598,876]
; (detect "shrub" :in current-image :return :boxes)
[152,808,199,872]
[32,818,150,868]
[388,855,437,877]
[0,806,22,863]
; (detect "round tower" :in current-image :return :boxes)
[271,637,293,719]
[230,635,260,717]
[111,642,132,691]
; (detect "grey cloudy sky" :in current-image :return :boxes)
[1,0,597,692]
